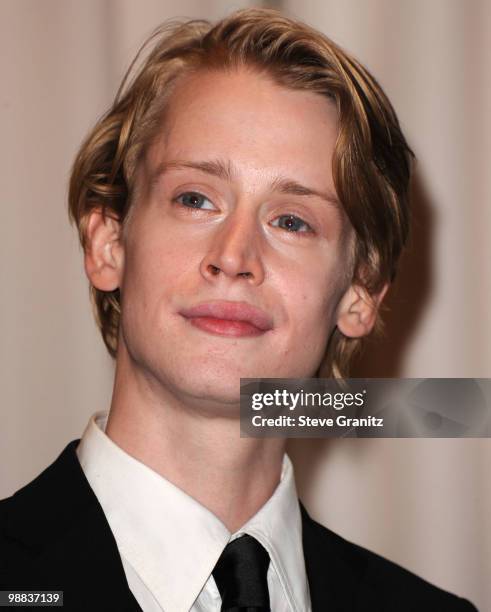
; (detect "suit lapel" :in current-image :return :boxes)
[301,501,368,612]
[4,440,141,611]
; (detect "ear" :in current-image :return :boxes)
[336,283,389,338]
[84,208,124,291]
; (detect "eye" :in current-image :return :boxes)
[271,214,313,233]
[174,191,215,210]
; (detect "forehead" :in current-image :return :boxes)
[145,67,339,195]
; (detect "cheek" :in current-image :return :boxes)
[281,250,345,321]
[291,284,338,338]
[119,230,185,336]
[275,255,346,361]
[123,224,195,290]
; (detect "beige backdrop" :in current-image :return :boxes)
[1,1,489,610]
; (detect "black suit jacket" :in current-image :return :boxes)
[0,441,478,611]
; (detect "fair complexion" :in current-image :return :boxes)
[84,67,384,531]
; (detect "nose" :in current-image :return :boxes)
[200,208,265,285]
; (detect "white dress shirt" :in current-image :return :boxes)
[76,411,311,612]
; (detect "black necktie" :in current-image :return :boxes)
[212,534,271,611]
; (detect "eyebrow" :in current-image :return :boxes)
[150,158,340,209]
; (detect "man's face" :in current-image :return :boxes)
[117,67,352,412]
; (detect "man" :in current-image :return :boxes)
[0,8,477,611]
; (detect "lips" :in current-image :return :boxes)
[179,300,273,334]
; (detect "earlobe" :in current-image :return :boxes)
[84,208,124,292]
[336,283,388,339]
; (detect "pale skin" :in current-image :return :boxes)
[84,67,386,532]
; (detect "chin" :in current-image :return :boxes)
[187,368,244,398]
[170,376,244,417]
[171,355,275,406]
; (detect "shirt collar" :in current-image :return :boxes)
[76,411,309,612]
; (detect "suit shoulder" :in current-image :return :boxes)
[0,490,28,573]
[0,440,84,566]
[303,509,478,611]
[0,489,23,551]
[0,493,14,538]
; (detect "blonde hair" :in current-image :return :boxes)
[68,7,413,378]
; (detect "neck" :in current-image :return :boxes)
[105,347,286,533]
